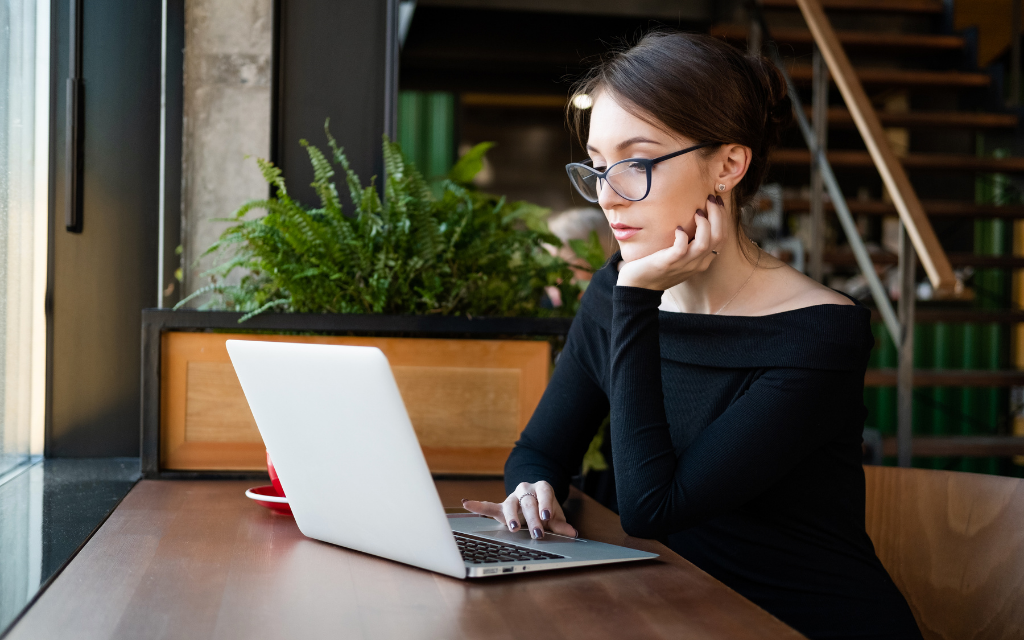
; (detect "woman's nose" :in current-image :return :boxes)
[596,179,627,210]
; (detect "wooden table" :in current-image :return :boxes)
[6,480,804,639]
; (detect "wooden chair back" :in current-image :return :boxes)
[863,465,1024,640]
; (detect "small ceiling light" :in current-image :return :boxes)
[572,93,593,110]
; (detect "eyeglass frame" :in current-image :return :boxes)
[564,142,718,203]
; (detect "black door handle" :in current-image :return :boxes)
[65,0,83,233]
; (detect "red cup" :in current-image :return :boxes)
[267,450,286,498]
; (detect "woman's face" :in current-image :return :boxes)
[585,93,713,263]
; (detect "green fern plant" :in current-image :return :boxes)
[176,122,582,321]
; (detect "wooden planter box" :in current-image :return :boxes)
[140,310,572,479]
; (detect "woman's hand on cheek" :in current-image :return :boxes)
[617,195,725,290]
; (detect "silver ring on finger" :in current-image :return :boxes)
[517,491,537,506]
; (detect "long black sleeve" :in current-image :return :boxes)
[503,318,610,502]
[609,286,853,538]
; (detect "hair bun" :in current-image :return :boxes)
[745,54,793,154]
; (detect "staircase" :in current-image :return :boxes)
[713,0,1024,472]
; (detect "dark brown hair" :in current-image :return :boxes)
[570,30,792,217]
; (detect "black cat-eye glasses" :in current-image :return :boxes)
[565,142,717,203]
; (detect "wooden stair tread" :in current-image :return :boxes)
[783,198,1024,218]
[825,250,1024,268]
[773,149,1024,173]
[713,25,964,50]
[880,436,1024,457]
[761,0,943,12]
[787,66,991,87]
[865,368,1024,386]
[802,107,1017,129]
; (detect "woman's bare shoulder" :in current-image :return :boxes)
[789,284,855,308]
[755,262,854,315]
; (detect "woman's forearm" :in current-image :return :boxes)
[608,286,682,536]
[504,347,611,504]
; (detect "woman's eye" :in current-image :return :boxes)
[627,162,645,171]
[593,166,607,173]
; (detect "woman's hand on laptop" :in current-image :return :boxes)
[461,481,578,540]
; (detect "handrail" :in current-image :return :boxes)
[748,4,903,342]
[776,55,903,342]
[794,0,959,295]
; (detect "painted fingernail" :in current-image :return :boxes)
[532,528,544,539]
[716,195,724,206]
[676,225,684,232]
[509,520,519,530]
[696,208,707,218]
[461,498,468,504]
[707,194,715,202]
[541,509,551,521]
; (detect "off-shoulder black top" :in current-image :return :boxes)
[505,254,921,639]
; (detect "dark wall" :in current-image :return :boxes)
[48,0,162,456]
[460,104,585,212]
[399,6,708,95]
[274,0,397,207]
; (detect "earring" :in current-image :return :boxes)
[717,184,727,192]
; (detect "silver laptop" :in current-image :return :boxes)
[226,340,657,579]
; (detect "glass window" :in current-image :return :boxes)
[0,0,48,477]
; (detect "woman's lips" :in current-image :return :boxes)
[610,223,641,241]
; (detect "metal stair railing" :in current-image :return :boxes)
[747,0,964,466]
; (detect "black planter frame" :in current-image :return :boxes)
[140,309,574,479]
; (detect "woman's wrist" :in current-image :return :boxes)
[616,276,659,290]
[612,283,665,308]
[617,262,679,290]
[616,270,685,291]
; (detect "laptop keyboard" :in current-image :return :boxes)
[454,531,566,564]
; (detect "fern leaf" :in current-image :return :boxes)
[238,298,291,323]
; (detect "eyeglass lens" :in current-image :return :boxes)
[568,160,649,202]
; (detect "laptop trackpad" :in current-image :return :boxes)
[476,527,579,546]
[448,514,583,546]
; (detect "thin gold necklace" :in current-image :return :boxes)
[670,240,761,316]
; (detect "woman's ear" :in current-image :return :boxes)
[714,144,751,192]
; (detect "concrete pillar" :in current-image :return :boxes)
[180,0,272,300]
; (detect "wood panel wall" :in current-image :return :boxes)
[160,333,550,475]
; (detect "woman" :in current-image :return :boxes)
[462,31,921,639]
